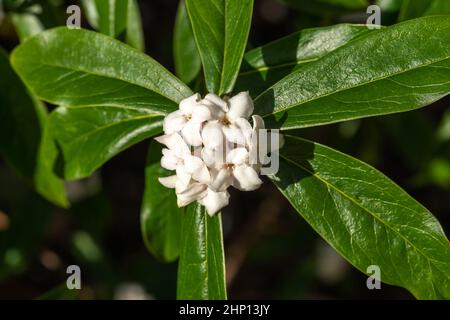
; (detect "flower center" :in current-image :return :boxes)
[224,163,235,170]
[185,114,192,121]
[221,116,231,126]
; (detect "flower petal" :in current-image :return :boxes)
[232,165,263,191]
[202,121,225,149]
[235,117,253,146]
[183,154,211,184]
[177,183,207,207]
[179,93,201,114]
[158,175,177,188]
[252,115,265,131]
[161,153,179,171]
[201,147,226,167]
[227,91,253,120]
[226,147,249,165]
[201,101,225,119]
[222,123,246,145]
[176,166,191,188]
[204,93,229,112]
[199,189,230,216]
[183,154,204,174]
[191,104,212,123]
[210,168,232,192]
[155,133,190,156]
[181,121,203,146]
[163,110,186,134]
[192,165,210,184]
[201,147,216,167]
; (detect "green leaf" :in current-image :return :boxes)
[376,0,403,12]
[315,0,368,9]
[141,141,182,262]
[48,103,164,180]
[398,0,433,21]
[0,48,67,206]
[186,0,254,94]
[279,0,368,15]
[177,203,226,300]
[81,0,145,51]
[272,135,450,299]
[255,16,450,130]
[235,24,372,98]
[125,0,145,51]
[424,0,450,16]
[173,0,201,84]
[7,6,67,207]
[81,0,99,29]
[10,12,44,41]
[11,28,192,179]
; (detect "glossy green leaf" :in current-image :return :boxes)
[141,141,182,262]
[173,0,201,84]
[81,0,145,51]
[398,0,433,21]
[0,49,67,206]
[235,24,372,98]
[11,28,192,179]
[255,16,450,130]
[186,0,254,94]
[177,203,226,300]
[272,135,450,299]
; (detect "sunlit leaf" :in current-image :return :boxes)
[255,16,450,130]
[177,203,226,299]
[11,28,192,179]
[186,0,254,94]
[272,135,450,299]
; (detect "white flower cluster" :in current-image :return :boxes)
[155,91,276,216]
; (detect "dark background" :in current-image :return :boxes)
[0,0,449,299]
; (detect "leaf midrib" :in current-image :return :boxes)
[257,50,450,118]
[278,137,450,281]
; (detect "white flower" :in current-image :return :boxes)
[198,188,230,215]
[155,91,281,216]
[155,133,210,190]
[163,93,211,146]
[221,92,254,146]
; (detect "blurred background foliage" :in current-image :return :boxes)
[0,0,449,299]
